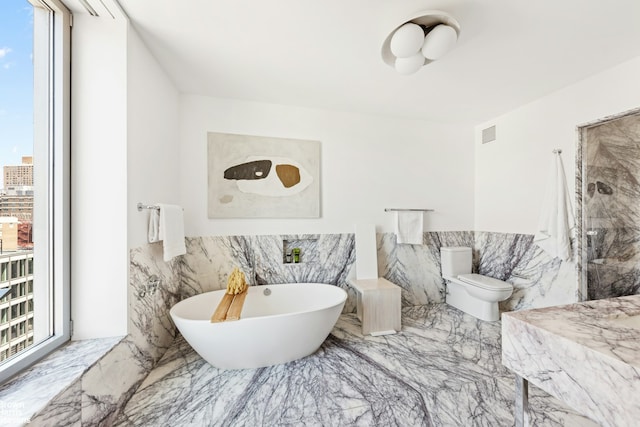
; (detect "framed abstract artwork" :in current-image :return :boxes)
[207,132,321,218]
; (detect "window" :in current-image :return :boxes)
[10,262,18,279]
[0,0,70,383]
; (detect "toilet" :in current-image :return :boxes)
[440,247,513,321]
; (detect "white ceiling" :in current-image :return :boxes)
[114,0,640,124]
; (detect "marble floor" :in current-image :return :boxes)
[115,305,597,426]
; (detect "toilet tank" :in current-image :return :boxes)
[440,247,472,278]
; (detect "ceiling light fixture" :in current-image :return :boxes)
[381,10,461,75]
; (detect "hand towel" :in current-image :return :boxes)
[158,204,187,262]
[395,211,423,245]
[148,209,160,243]
[533,154,574,261]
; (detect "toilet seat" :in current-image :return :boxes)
[457,273,512,291]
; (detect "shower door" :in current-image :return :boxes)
[579,109,640,300]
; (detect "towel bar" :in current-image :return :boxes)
[137,203,160,211]
[137,203,184,212]
[384,208,434,212]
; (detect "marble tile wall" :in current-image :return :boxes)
[181,234,358,311]
[180,230,576,314]
[30,242,182,425]
[378,230,576,310]
[378,231,474,305]
[475,232,577,311]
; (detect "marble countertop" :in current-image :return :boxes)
[502,295,640,427]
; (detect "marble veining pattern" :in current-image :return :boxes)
[377,230,575,311]
[0,337,121,427]
[128,242,181,366]
[475,232,577,312]
[576,123,586,300]
[181,234,358,311]
[115,305,594,427]
[27,381,81,427]
[578,111,640,300]
[67,243,186,425]
[13,229,580,425]
[14,243,184,426]
[378,231,475,306]
[15,227,575,424]
[502,295,640,427]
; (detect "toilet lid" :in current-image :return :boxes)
[457,273,512,291]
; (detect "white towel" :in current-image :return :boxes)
[533,154,574,261]
[158,204,187,262]
[395,211,423,245]
[148,209,160,243]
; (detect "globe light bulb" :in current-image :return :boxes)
[394,53,425,75]
[421,24,458,60]
[390,23,424,58]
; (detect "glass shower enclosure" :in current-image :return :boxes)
[578,109,640,300]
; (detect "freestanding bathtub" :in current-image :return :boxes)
[170,283,347,369]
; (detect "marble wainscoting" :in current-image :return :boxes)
[475,231,577,311]
[377,230,577,311]
[114,305,594,426]
[181,231,479,311]
[179,231,578,317]
[78,243,182,424]
[79,243,183,423]
[25,242,183,425]
[181,234,358,312]
[377,231,474,306]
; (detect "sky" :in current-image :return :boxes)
[0,0,33,186]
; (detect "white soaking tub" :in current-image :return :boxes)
[170,283,347,369]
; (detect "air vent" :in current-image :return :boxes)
[482,125,496,144]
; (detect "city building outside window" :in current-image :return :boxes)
[0,0,70,383]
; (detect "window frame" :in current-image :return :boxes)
[0,0,71,384]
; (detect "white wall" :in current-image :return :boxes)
[127,28,180,248]
[71,15,128,339]
[179,95,475,237]
[475,56,640,234]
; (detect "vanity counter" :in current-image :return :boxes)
[502,295,640,427]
